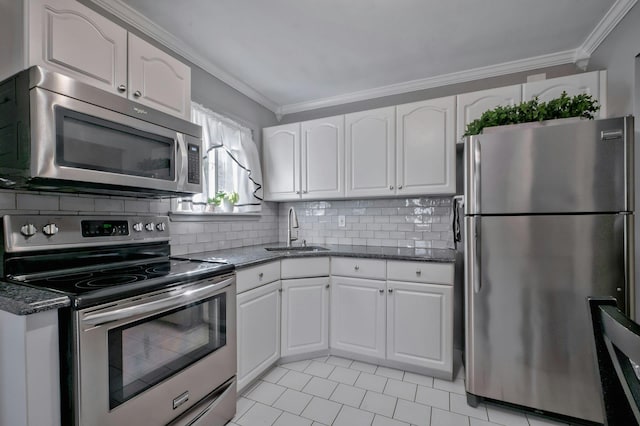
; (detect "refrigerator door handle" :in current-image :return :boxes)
[464,138,481,214]
[467,216,481,294]
[623,213,635,319]
[452,195,464,244]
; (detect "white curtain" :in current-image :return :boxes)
[191,102,263,213]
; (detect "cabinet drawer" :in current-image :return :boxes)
[281,257,330,279]
[331,257,386,279]
[387,261,453,285]
[236,261,280,293]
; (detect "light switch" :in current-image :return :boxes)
[338,215,346,227]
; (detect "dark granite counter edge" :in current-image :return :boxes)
[0,282,70,316]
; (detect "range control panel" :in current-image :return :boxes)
[82,220,129,237]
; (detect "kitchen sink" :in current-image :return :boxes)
[265,246,329,252]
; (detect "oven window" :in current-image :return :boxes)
[56,107,175,180]
[108,293,226,409]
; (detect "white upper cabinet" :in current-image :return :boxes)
[456,85,522,142]
[301,116,344,199]
[345,107,396,198]
[522,70,607,117]
[28,0,127,95]
[263,123,301,200]
[396,96,456,196]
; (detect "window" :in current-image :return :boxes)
[176,103,263,214]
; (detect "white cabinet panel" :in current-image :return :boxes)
[386,281,452,373]
[281,257,330,279]
[236,261,280,294]
[387,261,453,285]
[396,96,456,195]
[263,123,301,201]
[237,281,281,391]
[330,276,386,359]
[345,107,396,197]
[281,277,329,357]
[301,116,344,199]
[128,33,191,119]
[330,257,386,280]
[28,0,127,95]
[456,85,521,142]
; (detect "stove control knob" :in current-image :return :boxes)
[42,223,59,236]
[145,222,155,232]
[20,224,37,237]
[133,222,143,232]
[156,222,166,232]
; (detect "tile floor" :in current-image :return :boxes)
[230,356,575,426]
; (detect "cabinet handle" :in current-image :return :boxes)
[325,284,330,289]
[134,90,142,98]
[303,190,308,194]
[258,272,264,279]
[389,185,394,190]
[296,191,300,194]
[416,269,421,276]
[398,185,403,190]
[117,84,126,93]
[388,288,394,293]
[278,288,283,293]
[379,289,384,294]
[354,265,360,271]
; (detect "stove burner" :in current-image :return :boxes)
[47,272,93,282]
[146,264,171,274]
[75,274,148,289]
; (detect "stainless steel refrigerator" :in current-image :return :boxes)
[459,116,635,424]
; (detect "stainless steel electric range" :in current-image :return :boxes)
[1,215,237,426]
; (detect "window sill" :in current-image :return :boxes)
[169,211,262,222]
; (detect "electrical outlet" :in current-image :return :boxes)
[338,215,346,227]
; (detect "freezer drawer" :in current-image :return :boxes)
[464,116,634,214]
[465,214,632,423]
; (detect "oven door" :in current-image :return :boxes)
[30,87,202,195]
[72,275,236,426]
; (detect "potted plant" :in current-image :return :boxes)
[463,92,600,137]
[208,191,239,213]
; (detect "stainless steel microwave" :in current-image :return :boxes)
[0,67,202,197]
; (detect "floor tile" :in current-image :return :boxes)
[403,371,434,387]
[334,405,375,426]
[360,390,398,417]
[450,393,488,420]
[486,405,529,426]
[384,378,417,401]
[372,415,410,426]
[300,397,342,425]
[234,396,255,421]
[281,359,312,372]
[415,385,450,410]
[526,414,570,426]
[263,366,289,383]
[330,383,366,408]
[470,419,504,426]
[302,376,338,399]
[355,371,388,392]
[246,381,287,405]
[311,423,326,426]
[431,407,469,426]
[273,412,313,426]
[237,402,283,426]
[350,360,378,373]
[273,389,313,415]
[376,365,405,380]
[328,365,360,385]
[278,370,313,391]
[326,356,353,368]
[304,361,335,378]
[433,378,465,395]
[312,355,329,362]
[393,399,432,426]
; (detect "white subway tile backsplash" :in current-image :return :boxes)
[94,198,125,212]
[60,195,95,212]
[17,193,59,210]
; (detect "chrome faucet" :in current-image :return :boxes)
[287,206,299,247]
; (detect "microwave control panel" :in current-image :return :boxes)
[187,144,200,184]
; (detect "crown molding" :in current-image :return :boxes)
[89,0,279,113]
[579,0,637,56]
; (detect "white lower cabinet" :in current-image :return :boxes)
[281,277,330,357]
[236,280,281,391]
[330,276,386,359]
[386,280,453,373]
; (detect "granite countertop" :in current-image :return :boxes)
[0,281,69,316]
[183,243,456,269]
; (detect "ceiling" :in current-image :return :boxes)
[92,0,635,115]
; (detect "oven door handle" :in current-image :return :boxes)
[82,277,233,327]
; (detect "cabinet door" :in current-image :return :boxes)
[301,116,344,199]
[456,85,521,142]
[128,33,191,119]
[345,107,396,197]
[330,276,385,359]
[386,281,453,373]
[281,277,329,357]
[263,123,301,201]
[522,71,606,117]
[28,0,127,95]
[396,96,456,195]
[237,281,281,392]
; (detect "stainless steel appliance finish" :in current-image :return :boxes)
[0,66,202,197]
[461,116,635,424]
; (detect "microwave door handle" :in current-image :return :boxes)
[82,277,233,327]
[176,134,188,186]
